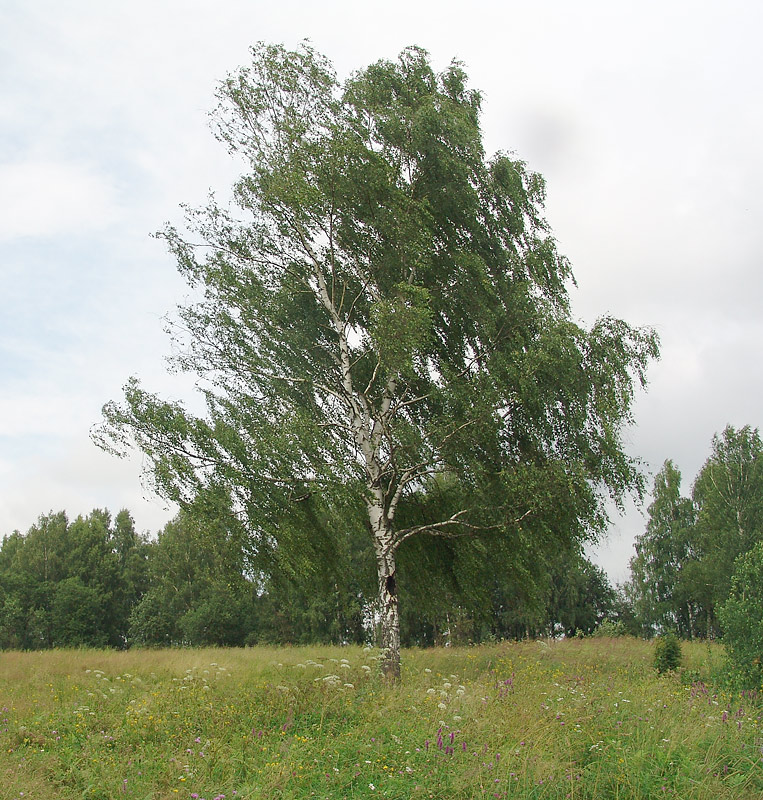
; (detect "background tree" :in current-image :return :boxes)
[691,425,763,636]
[545,550,615,637]
[4,512,70,647]
[128,492,256,646]
[0,509,150,649]
[718,541,763,688]
[96,43,658,679]
[628,425,763,639]
[628,460,698,636]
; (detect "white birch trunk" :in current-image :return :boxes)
[368,494,401,681]
[376,546,400,681]
[310,253,405,679]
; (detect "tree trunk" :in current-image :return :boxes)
[366,487,401,681]
[376,547,401,682]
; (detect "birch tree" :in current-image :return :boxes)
[95,43,659,679]
[629,460,698,636]
[692,425,763,634]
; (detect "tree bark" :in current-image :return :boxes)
[367,492,401,681]
[376,547,401,682]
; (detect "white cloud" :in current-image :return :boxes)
[0,434,176,536]
[0,161,117,241]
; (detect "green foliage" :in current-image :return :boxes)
[718,541,763,689]
[654,632,682,673]
[545,550,616,637]
[128,493,256,647]
[592,617,628,638]
[51,577,106,647]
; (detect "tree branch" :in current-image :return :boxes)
[392,508,533,551]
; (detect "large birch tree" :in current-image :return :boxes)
[96,43,658,679]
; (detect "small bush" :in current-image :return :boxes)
[592,618,626,638]
[654,633,682,673]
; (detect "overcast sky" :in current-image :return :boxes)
[2,0,761,582]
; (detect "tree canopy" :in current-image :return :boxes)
[95,43,658,678]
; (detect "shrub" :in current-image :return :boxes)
[654,632,682,673]
[592,618,626,637]
[718,542,763,688]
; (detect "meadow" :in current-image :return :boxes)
[0,638,760,800]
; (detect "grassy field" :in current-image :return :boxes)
[0,638,760,799]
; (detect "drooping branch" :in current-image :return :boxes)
[392,507,534,552]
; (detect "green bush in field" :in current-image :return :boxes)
[654,632,682,673]
[592,618,626,637]
[719,541,763,688]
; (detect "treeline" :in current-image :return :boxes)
[0,493,618,649]
[0,509,149,649]
[626,424,763,640]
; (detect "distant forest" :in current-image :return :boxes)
[0,500,617,650]
[3,422,760,652]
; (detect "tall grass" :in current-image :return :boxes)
[0,638,759,799]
